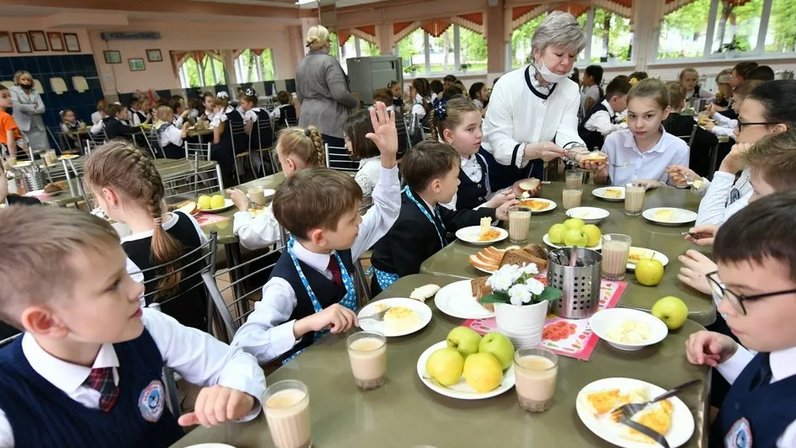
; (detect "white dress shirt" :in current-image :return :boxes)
[231,166,401,363]
[233,204,282,251]
[354,156,382,211]
[210,106,233,129]
[411,93,426,119]
[580,84,601,115]
[157,123,184,149]
[602,128,690,186]
[695,169,751,226]
[482,64,584,170]
[243,108,261,123]
[583,99,627,137]
[717,345,796,447]
[0,309,266,447]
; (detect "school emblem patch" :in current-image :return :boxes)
[725,417,753,448]
[138,380,165,422]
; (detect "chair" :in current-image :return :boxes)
[143,130,163,159]
[87,128,107,145]
[0,329,20,349]
[324,143,359,174]
[673,124,699,149]
[84,140,103,156]
[228,118,251,185]
[162,161,223,203]
[184,142,211,161]
[284,117,299,128]
[395,114,412,157]
[251,118,276,176]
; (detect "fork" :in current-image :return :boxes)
[611,379,701,420]
[618,416,671,448]
[359,306,392,322]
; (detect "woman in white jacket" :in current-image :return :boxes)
[9,71,48,152]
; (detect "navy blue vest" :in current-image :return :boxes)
[578,102,611,151]
[270,248,355,358]
[711,352,796,448]
[157,123,185,159]
[456,153,490,210]
[0,330,182,448]
[248,108,274,150]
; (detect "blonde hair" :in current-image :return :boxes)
[0,207,119,328]
[84,141,183,293]
[430,96,481,142]
[13,70,31,85]
[155,105,174,123]
[276,126,325,167]
[305,25,330,51]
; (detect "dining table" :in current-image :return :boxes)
[420,182,716,326]
[170,274,711,448]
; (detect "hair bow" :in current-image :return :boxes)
[244,88,257,97]
[216,91,229,99]
[434,99,447,122]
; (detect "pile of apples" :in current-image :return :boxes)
[547,218,601,247]
[197,194,226,210]
[426,327,515,393]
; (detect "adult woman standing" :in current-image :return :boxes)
[296,25,358,148]
[9,71,48,153]
[480,12,600,189]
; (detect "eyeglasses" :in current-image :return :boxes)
[706,271,796,315]
[736,120,780,132]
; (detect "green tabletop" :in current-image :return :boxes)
[171,274,710,448]
[420,183,716,325]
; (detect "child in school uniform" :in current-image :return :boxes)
[167,98,189,128]
[231,103,401,363]
[703,80,763,140]
[209,93,244,184]
[594,78,690,188]
[0,206,266,447]
[678,67,713,103]
[59,108,86,152]
[663,82,718,177]
[152,106,190,159]
[578,76,631,151]
[269,91,297,133]
[431,96,517,211]
[388,80,403,111]
[84,141,208,331]
[102,104,141,142]
[410,78,432,124]
[344,109,381,212]
[240,88,274,154]
[369,141,516,295]
[228,126,325,250]
[91,98,106,125]
[0,85,25,161]
[684,190,796,448]
[128,96,149,127]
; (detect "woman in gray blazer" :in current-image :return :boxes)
[9,71,48,152]
[295,25,358,149]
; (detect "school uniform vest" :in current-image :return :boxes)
[156,124,184,159]
[685,85,701,101]
[711,352,796,448]
[456,154,490,210]
[578,102,611,151]
[211,109,242,175]
[248,108,274,150]
[0,331,182,448]
[270,249,355,358]
[130,109,147,125]
[123,211,207,331]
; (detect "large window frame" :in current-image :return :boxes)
[336,35,380,73]
[233,49,276,84]
[397,24,487,77]
[177,53,226,89]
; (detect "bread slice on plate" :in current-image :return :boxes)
[500,249,538,268]
[470,276,495,312]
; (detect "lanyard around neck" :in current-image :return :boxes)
[403,187,447,248]
[286,237,356,314]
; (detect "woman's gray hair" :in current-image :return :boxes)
[531,11,587,54]
[13,70,31,85]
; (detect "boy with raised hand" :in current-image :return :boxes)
[0,207,266,447]
[685,190,796,448]
[232,102,400,363]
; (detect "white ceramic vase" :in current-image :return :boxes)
[494,300,549,349]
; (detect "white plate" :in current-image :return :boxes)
[357,297,432,337]
[472,264,497,275]
[455,226,508,245]
[565,207,610,224]
[58,154,80,160]
[642,208,698,226]
[627,247,670,271]
[592,186,625,201]
[198,198,234,213]
[543,233,602,251]
[416,341,515,400]
[589,308,668,351]
[576,377,695,448]
[183,444,236,448]
[434,280,494,319]
[518,198,557,213]
[23,189,47,197]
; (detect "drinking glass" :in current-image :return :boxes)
[514,348,559,412]
[624,182,646,216]
[601,233,632,281]
[347,331,387,390]
[264,380,311,448]
[507,206,532,243]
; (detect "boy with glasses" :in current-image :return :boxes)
[685,190,796,448]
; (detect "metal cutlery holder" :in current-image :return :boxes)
[548,248,602,319]
[16,165,46,192]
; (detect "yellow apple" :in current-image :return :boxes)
[563,218,586,230]
[651,296,689,330]
[197,195,211,210]
[426,347,464,386]
[635,259,664,286]
[582,224,602,247]
[548,223,567,244]
[564,228,588,247]
[478,332,515,370]
[446,326,482,358]
[210,194,226,209]
[463,352,503,392]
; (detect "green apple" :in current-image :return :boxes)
[446,326,482,358]
[563,218,586,230]
[548,223,566,244]
[478,332,515,370]
[563,228,588,247]
[197,195,211,210]
[426,348,464,386]
[210,194,226,209]
[635,259,664,286]
[582,224,602,247]
[651,296,689,330]
[463,352,503,392]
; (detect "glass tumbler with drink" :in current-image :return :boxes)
[565,169,583,189]
[248,185,266,207]
[601,233,632,281]
[562,187,582,210]
[508,206,532,243]
[264,379,312,448]
[514,347,559,412]
[624,182,646,216]
[347,331,387,390]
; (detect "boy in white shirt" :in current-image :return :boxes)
[578,75,631,151]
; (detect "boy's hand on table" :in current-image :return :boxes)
[685,331,738,368]
[178,385,256,427]
[294,303,357,338]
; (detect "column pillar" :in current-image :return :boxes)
[631,0,663,71]
[376,23,394,55]
[486,0,506,74]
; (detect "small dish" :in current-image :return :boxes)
[565,207,610,224]
[357,297,432,337]
[589,308,668,351]
[455,226,508,246]
[642,208,698,226]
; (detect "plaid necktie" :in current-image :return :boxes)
[84,367,120,412]
[327,255,342,286]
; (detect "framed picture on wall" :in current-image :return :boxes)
[13,32,31,53]
[104,50,122,64]
[29,31,48,51]
[64,33,80,52]
[128,58,145,72]
[47,32,64,51]
[0,32,13,53]
[146,49,162,62]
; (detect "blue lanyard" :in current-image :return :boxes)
[403,187,447,248]
[286,237,357,319]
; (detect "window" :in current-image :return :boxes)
[335,36,380,73]
[177,53,226,88]
[658,0,711,59]
[429,27,454,74]
[589,8,633,63]
[398,25,487,76]
[511,15,545,68]
[712,0,763,54]
[459,27,486,72]
[765,0,796,52]
[397,28,425,74]
[233,49,275,84]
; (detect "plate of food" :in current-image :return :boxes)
[626,247,669,271]
[58,154,80,161]
[642,208,698,226]
[468,244,548,274]
[565,207,610,224]
[357,297,432,337]
[434,279,494,319]
[196,195,235,213]
[175,201,198,215]
[543,234,602,251]
[576,377,695,448]
[456,217,508,245]
[589,308,668,351]
[592,186,625,201]
[416,340,516,400]
[518,198,557,213]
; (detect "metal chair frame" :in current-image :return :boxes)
[324,143,359,174]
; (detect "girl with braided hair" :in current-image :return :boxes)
[227,126,325,250]
[84,140,208,331]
